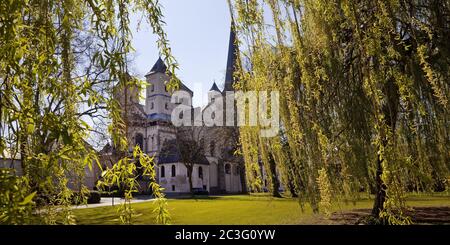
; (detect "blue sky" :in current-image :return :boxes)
[130,0,232,107]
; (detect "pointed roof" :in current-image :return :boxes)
[223,22,239,92]
[209,82,220,92]
[146,57,168,76]
[145,57,193,94]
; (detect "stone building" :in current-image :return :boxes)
[101,23,246,195]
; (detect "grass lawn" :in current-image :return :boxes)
[73,193,450,225]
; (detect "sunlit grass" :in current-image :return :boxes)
[73,193,450,225]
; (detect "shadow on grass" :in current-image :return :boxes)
[167,195,221,200]
[329,206,450,224]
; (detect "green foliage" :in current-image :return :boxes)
[0,169,34,224]
[97,146,170,224]
[317,168,332,217]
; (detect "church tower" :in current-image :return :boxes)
[222,21,239,93]
[144,57,174,121]
[145,57,193,121]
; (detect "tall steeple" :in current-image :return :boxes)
[222,22,239,92]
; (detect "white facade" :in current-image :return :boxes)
[111,58,244,194]
[158,163,210,193]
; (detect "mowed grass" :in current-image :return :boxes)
[73,193,450,225]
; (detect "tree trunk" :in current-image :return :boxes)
[286,169,298,198]
[188,176,193,195]
[187,165,193,195]
[268,153,282,198]
[285,153,298,197]
[371,79,399,219]
[371,153,386,217]
[238,162,248,194]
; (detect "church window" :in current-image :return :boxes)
[150,84,154,92]
[198,166,203,179]
[135,133,144,149]
[211,112,215,119]
[225,164,231,174]
[171,165,176,177]
[150,102,154,110]
[165,103,169,110]
[160,166,165,178]
[179,111,183,119]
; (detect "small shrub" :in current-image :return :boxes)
[87,191,101,204]
[100,190,124,198]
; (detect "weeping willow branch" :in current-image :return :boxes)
[230,0,449,224]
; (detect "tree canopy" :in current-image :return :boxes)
[230,0,449,224]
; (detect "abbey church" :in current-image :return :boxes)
[100,23,247,194]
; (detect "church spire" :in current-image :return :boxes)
[209,81,220,92]
[146,57,168,76]
[223,21,239,92]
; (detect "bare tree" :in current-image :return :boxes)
[173,126,206,194]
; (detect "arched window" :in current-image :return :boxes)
[209,142,215,156]
[160,166,165,178]
[135,133,144,149]
[179,111,184,119]
[171,165,176,177]
[165,103,169,110]
[211,112,215,119]
[150,84,154,92]
[198,166,203,179]
[225,164,231,174]
[150,102,154,109]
